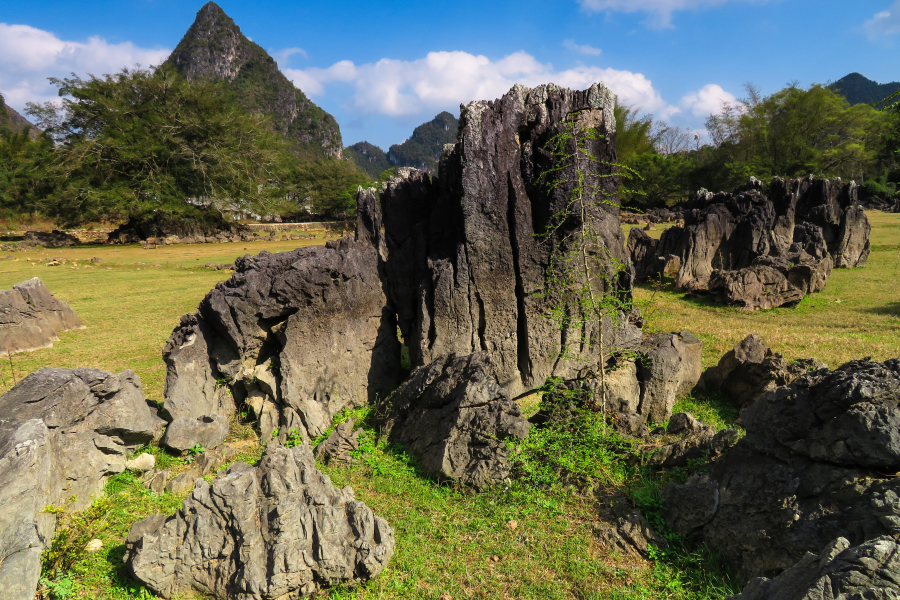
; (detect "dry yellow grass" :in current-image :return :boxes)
[0,233,339,399]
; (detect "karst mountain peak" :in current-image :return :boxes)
[165,1,342,159]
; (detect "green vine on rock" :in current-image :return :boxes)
[537,107,642,417]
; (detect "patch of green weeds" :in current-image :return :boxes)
[672,389,741,432]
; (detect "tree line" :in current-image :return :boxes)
[2,67,898,229]
[0,66,371,228]
[617,82,900,208]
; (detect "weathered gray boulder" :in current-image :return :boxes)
[628,176,870,310]
[637,332,703,424]
[159,194,401,450]
[646,427,739,468]
[728,537,900,600]
[675,185,777,292]
[702,333,826,408]
[0,278,84,354]
[127,443,394,599]
[379,353,530,489]
[663,358,900,579]
[627,227,659,281]
[593,487,667,559]
[0,368,163,600]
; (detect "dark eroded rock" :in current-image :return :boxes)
[127,444,394,599]
[728,537,900,600]
[379,353,530,488]
[637,332,703,424]
[663,358,900,579]
[315,418,363,465]
[702,333,826,408]
[593,487,667,558]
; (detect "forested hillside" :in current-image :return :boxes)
[829,72,900,107]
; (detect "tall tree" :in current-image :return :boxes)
[24,66,290,227]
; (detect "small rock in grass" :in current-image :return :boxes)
[125,453,156,472]
[166,473,197,495]
[506,520,518,530]
[85,539,103,553]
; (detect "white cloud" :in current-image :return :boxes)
[679,83,737,117]
[563,39,603,55]
[286,50,670,118]
[271,47,308,66]
[578,0,753,28]
[863,1,900,38]
[0,23,170,113]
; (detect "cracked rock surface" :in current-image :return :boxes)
[728,536,900,600]
[663,358,900,579]
[0,368,163,600]
[127,443,394,599]
[378,352,530,489]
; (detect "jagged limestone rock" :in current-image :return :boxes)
[0,368,163,600]
[663,358,900,579]
[0,278,84,354]
[379,353,530,489]
[127,444,394,599]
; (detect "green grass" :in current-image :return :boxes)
[29,212,900,599]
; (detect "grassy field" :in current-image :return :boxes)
[0,233,337,400]
[24,212,900,600]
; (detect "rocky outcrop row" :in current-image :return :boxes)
[663,357,900,579]
[0,278,84,354]
[126,443,394,599]
[628,177,871,309]
[161,82,643,453]
[0,368,164,600]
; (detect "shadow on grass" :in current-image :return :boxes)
[860,301,900,317]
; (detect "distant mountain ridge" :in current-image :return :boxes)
[0,93,39,140]
[345,111,459,177]
[165,2,342,159]
[829,73,900,107]
[344,142,390,179]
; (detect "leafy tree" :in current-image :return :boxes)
[705,83,887,182]
[23,66,289,227]
[281,157,372,219]
[614,105,654,166]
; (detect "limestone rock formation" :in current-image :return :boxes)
[0,368,163,600]
[159,195,400,451]
[663,358,900,579]
[382,83,636,397]
[629,176,870,310]
[728,537,900,600]
[163,82,637,450]
[379,353,530,489]
[315,418,363,465]
[702,333,826,408]
[127,443,394,599]
[0,278,84,354]
[165,2,342,158]
[637,332,703,424]
[593,487,668,558]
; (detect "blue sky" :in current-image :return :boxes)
[1,0,898,150]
